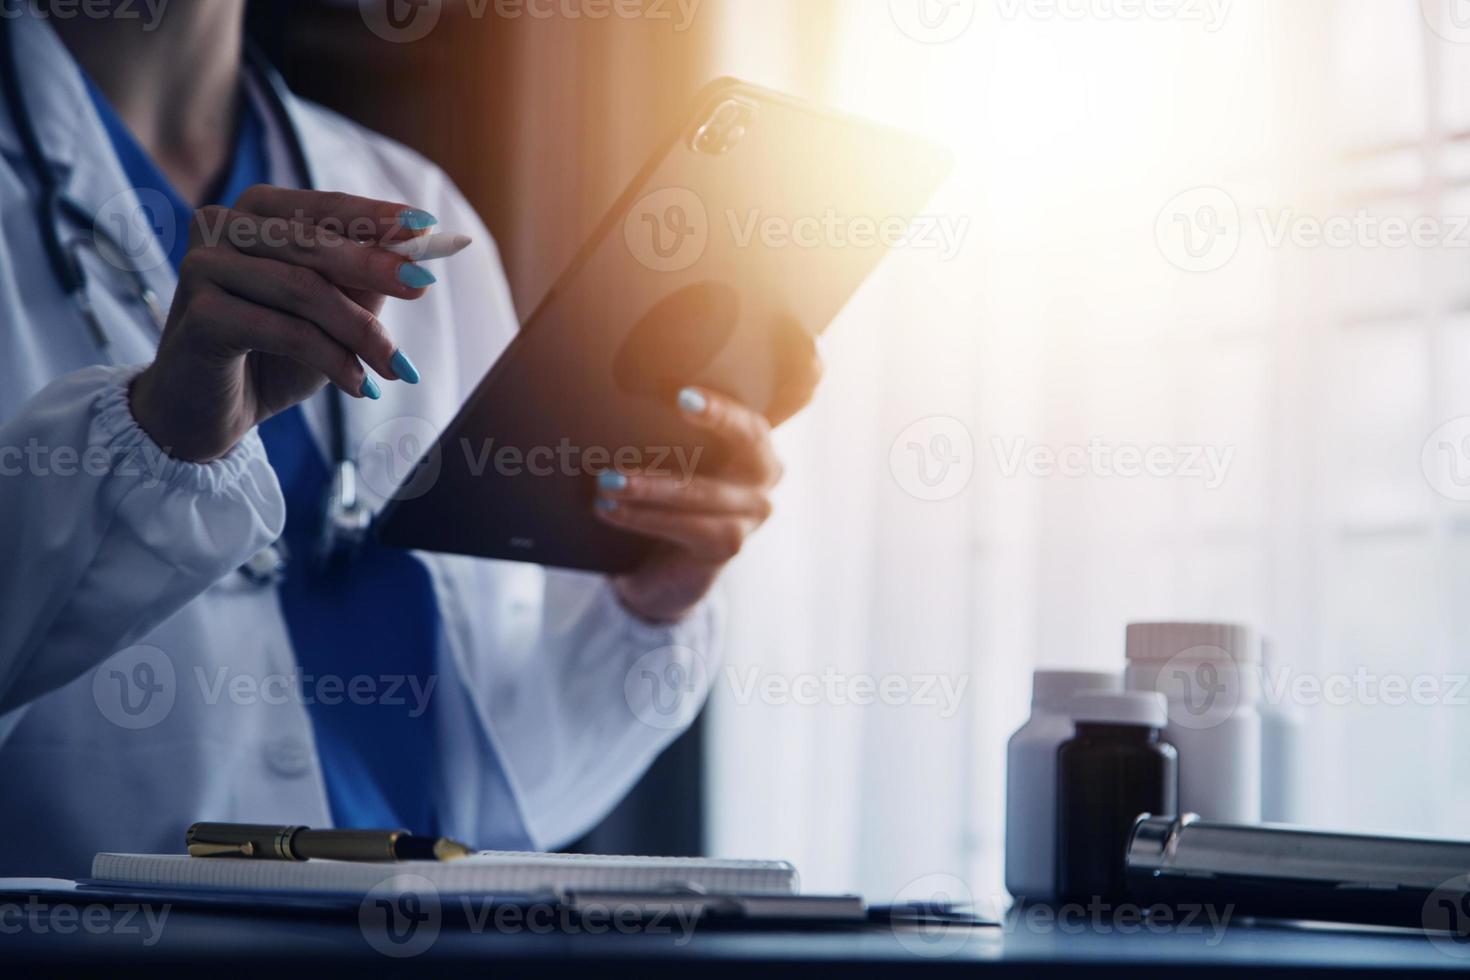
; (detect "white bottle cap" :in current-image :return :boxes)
[1031,670,1122,705]
[1125,623,1258,665]
[1070,690,1168,728]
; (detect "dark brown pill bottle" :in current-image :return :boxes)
[1055,691,1178,908]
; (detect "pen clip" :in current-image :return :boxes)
[187,840,257,858]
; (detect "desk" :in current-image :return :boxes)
[3,886,1463,978]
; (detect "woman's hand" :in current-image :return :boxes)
[130,186,440,463]
[594,344,824,624]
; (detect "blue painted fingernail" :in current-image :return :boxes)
[391,349,421,385]
[399,209,438,231]
[597,497,619,513]
[398,263,437,289]
[678,387,708,415]
[362,376,382,400]
[599,471,629,493]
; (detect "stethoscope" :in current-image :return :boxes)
[0,20,370,586]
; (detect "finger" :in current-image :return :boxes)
[189,285,371,399]
[677,387,783,485]
[196,208,433,301]
[766,322,825,427]
[182,247,404,382]
[594,499,759,564]
[233,185,437,245]
[597,472,773,520]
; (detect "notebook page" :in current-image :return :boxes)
[90,852,799,896]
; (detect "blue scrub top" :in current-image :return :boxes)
[84,78,449,836]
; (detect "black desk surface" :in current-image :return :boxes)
[3,884,1465,978]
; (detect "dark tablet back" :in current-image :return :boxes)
[375,78,953,574]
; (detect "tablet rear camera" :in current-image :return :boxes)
[693,99,754,155]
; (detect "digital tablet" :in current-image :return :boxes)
[375,78,953,574]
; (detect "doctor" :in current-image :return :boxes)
[0,4,818,876]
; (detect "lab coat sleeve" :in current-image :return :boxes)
[504,573,721,850]
[0,364,285,716]
[433,552,722,852]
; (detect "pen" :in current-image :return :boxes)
[384,232,473,262]
[185,822,474,863]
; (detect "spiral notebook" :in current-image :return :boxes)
[90,851,800,897]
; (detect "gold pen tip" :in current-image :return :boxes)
[434,838,474,862]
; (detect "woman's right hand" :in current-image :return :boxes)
[130,186,440,463]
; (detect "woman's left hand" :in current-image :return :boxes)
[594,351,823,624]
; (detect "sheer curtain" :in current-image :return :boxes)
[704,0,1470,904]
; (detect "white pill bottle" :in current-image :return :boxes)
[1004,669,1122,902]
[1125,623,1262,824]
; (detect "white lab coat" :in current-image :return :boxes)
[0,15,718,878]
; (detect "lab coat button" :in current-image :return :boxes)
[264,737,312,778]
